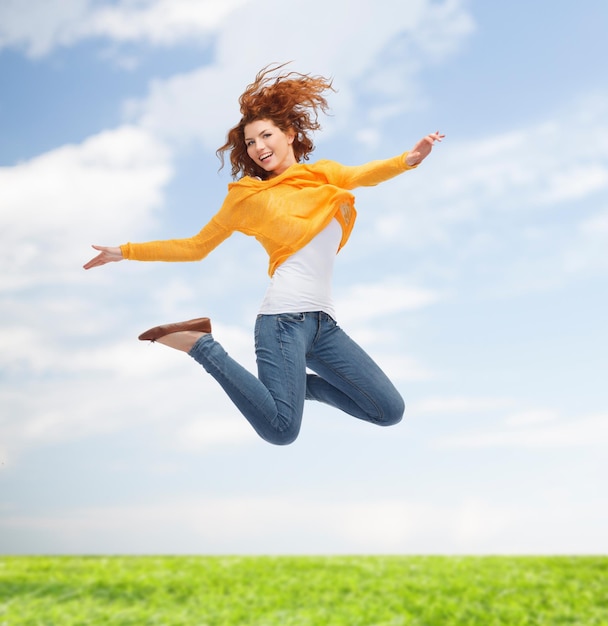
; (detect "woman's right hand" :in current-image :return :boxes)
[83,245,124,270]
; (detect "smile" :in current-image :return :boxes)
[259,152,273,162]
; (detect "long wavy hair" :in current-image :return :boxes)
[217,63,335,180]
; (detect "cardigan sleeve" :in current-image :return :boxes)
[324,152,418,190]
[120,217,232,262]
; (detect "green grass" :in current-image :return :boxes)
[0,556,607,625]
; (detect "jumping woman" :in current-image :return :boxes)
[84,64,444,445]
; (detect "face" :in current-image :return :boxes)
[244,119,296,177]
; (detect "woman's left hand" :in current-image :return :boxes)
[405,131,445,166]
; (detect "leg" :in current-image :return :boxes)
[305,314,404,426]
[187,315,309,445]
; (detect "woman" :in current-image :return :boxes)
[84,65,444,445]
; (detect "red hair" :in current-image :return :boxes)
[217,63,335,180]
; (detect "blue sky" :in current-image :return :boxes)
[1,0,607,554]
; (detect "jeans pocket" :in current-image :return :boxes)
[277,312,306,323]
[255,313,304,352]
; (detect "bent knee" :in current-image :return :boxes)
[261,424,300,446]
[269,432,298,446]
[377,396,405,427]
[381,410,403,427]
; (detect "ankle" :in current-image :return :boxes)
[156,330,207,353]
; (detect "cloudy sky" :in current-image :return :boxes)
[1,0,607,555]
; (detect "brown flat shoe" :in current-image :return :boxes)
[138,317,212,342]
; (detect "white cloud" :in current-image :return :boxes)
[413,396,514,414]
[82,0,249,45]
[358,91,608,301]
[0,125,172,290]
[336,279,440,322]
[375,354,434,382]
[0,0,88,57]
[174,417,252,449]
[330,279,440,381]
[504,409,558,426]
[0,317,260,460]
[373,94,608,249]
[126,64,243,149]
[563,207,608,274]
[390,93,608,210]
[538,164,608,205]
[0,497,518,553]
[3,494,606,554]
[438,413,608,448]
[126,0,474,147]
[580,210,608,236]
[0,0,474,73]
[0,0,249,57]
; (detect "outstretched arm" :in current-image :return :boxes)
[329,130,446,189]
[84,216,233,269]
[405,131,445,166]
[83,245,124,270]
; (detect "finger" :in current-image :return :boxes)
[83,254,103,269]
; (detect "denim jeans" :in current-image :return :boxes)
[188,311,404,445]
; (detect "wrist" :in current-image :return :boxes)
[404,152,420,168]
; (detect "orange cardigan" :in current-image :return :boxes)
[120,153,416,276]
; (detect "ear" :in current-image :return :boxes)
[286,128,296,144]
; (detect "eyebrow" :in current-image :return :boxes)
[244,128,271,142]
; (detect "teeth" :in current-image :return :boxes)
[260,152,272,161]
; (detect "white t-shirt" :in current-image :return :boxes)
[258,218,342,319]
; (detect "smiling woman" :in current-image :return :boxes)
[218,65,333,179]
[83,63,444,446]
[243,120,296,177]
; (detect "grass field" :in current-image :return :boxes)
[1,556,607,625]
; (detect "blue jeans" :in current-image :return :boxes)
[188,311,404,445]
